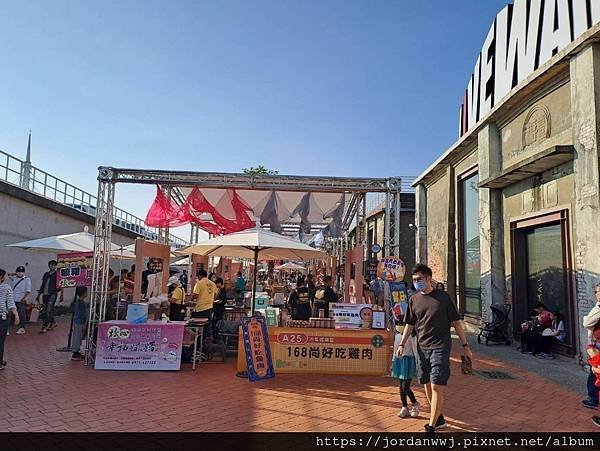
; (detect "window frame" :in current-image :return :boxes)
[457,166,481,317]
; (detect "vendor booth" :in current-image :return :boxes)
[84,167,407,376]
[236,327,390,376]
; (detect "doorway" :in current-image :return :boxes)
[510,211,574,354]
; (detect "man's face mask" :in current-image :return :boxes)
[413,276,427,292]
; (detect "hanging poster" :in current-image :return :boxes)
[56,252,93,288]
[377,256,406,282]
[367,260,378,279]
[388,281,408,322]
[241,316,275,382]
[148,257,163,272]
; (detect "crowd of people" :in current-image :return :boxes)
[4,257,600,431]
[0,260,76,367]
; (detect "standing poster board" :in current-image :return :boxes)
[56,252,93,289]
[388,281,408,322]
[95,320,185,371]
[241,316,275,381]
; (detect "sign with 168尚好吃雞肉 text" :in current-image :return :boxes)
[238,327,390,376]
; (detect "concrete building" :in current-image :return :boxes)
[414,1,600,362]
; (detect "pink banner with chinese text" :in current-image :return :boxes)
[56,252,93,289]
[95,320,185,371]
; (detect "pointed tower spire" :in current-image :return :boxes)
[21,130,32,190]
[26,130,32,163]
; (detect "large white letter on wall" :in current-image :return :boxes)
[538,0,572,65]
[460,0,600,137]
[479,22,496,119]
[494,0,542,102]
[467,55,481,130]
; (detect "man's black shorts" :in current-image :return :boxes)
[415,346,451,385]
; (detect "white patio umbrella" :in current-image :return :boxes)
[110,243,180,260]
[6,231,121,253]
[274,262,307,272]
[177,226,325,313]
[172,257,190,266]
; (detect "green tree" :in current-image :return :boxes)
[242,165,279,176]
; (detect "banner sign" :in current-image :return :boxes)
[56,252,93,288]
[237,327,390,376]
[95,320,184,371]
[377,257,406,282]
[388,281,408,322]
[241,316,275,382]
[331,303,373,330]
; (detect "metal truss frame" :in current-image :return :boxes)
[99,167,391,193]
[85,168,115,365]
[84,167,403,363]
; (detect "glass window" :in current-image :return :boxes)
[526,224,566,323]
[460,173,481,315]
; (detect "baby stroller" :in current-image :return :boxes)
[477,303,512,346]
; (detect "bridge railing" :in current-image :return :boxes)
[0,149,187,248]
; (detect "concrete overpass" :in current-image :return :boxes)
[0,148,187,299]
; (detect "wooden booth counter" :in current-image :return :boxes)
[237,326,391,376]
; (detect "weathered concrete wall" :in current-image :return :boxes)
[478,124,505,323]
[453,150,478,178]
[570,43,600,358]
[425,171,450,283]
[415,184,427,264]
[501,82,572,169]
[0,182,135,300]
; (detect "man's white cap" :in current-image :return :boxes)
[167,275,181,286]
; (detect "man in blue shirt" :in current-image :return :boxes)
[235,272,246,308]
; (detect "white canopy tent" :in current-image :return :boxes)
[178,187,347,238]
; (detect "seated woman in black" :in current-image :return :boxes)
[289,279,311,321]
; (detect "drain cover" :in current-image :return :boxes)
[475,370,517,380]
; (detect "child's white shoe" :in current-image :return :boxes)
[397,407,409,418]
[409,402,420,418]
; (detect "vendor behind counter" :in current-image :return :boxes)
[313,275,337,318]
[289,279,311,320]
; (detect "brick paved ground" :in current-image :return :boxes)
[0,318,596,432]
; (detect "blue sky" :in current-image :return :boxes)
[1,0,508,240]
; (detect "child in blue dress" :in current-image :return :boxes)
[391,321,420,418]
